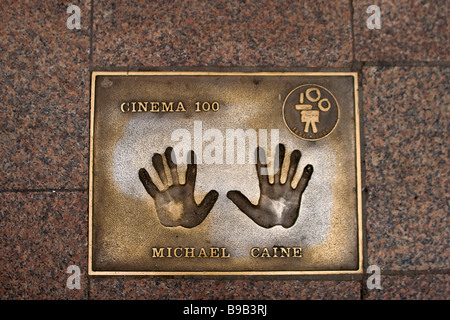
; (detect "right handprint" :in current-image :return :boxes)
[227,144,313,228]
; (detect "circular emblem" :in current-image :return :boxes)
[282,84,340,141]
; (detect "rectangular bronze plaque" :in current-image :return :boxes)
[89,72,362,275]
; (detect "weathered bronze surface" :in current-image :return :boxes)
[89,72,362,275]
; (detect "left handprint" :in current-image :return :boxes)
[139,147,219,228]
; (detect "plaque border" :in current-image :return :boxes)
[88,71,363,276]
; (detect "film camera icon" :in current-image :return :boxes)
[295,87,331,134]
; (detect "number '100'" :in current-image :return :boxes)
[195,101,220,112]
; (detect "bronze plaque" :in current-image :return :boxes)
[89,72,362,275]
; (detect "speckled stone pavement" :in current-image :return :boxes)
[0,0,448,299]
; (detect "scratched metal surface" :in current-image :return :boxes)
[89,72,362,274]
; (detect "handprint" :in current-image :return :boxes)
[227,144,313,228]
[139,147,219,228]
